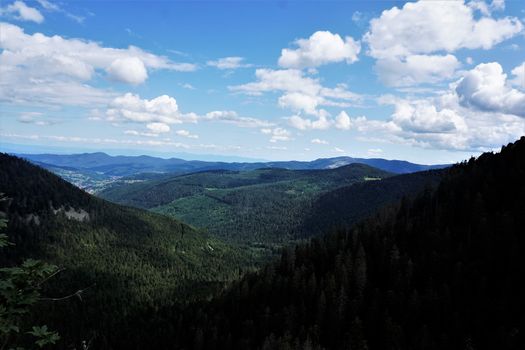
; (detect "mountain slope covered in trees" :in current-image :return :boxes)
[0,153,254,348]
[99,164,392,244]
[145,137,525,350]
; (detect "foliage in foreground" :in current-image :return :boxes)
[1,215,60,349]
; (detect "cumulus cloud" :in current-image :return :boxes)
[278,92,320,115]
[261,127,292,142]
[106,93,190,124]
[146,122,170,133]
[391,100,467,134]
[375,54,461,87]
[106,93,273,132]
[289,112,332,130]
[342,63,525,151]
[278,31,360,69]
[365,1,522,58]
[1,1,44,23]
[106,57,148,85]
[335,111,352,130]
[0,23,197,105]
[364,0,523,86]
[287,109,360,131]
[207,56,251,70]
[231,69,361,115]
[456,62,525,117]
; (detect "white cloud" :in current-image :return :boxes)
[107,93,191,124]
[17,111,56,125]
[36,0,59,11]
[289,112,332,130]
[261,127,292,142]
[176,129,199,139]
[267,145,287,151]
[179,83,196,90]
[311,138,328,145]
[124,130,159,137]
[207,56,251,70]
[278,92,320,115]
[335,111,352,130]
[491,0,505,11]
[344,63,525,152]
[231,69,361,115]
[278,31,360,69]
[35,0,84,23]
[365,0,522,59]
[375,54,461,87]
[0,23,197,106]
[1,132,192,149]
[1,1,44,23]
[106,93,273,134]
[468,0,506,16]
[456,62,525,117]
[334,147,345,153]
[231,69,320,96]
[287,109,358,131]
[106,57,148,84]
[364,0,522,86]
[391,100,467,134]
[146,122,170,133]
[203,110,273,128]
[510,62,525,88]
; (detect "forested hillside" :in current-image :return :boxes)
[100,164,392,244]
[145,137,525,350]
[0,153,253,348]
[302,169,444,236]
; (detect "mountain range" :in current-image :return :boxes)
[18,151,448,176]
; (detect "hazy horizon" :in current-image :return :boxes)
[0,141,460,165]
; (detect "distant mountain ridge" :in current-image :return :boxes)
[17,152,449,176]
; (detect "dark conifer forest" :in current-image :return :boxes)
[157,137,525,350]
[1,136,524,349]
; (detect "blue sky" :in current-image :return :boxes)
[1,0,524,163]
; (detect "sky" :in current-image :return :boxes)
[0,0,524,164]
